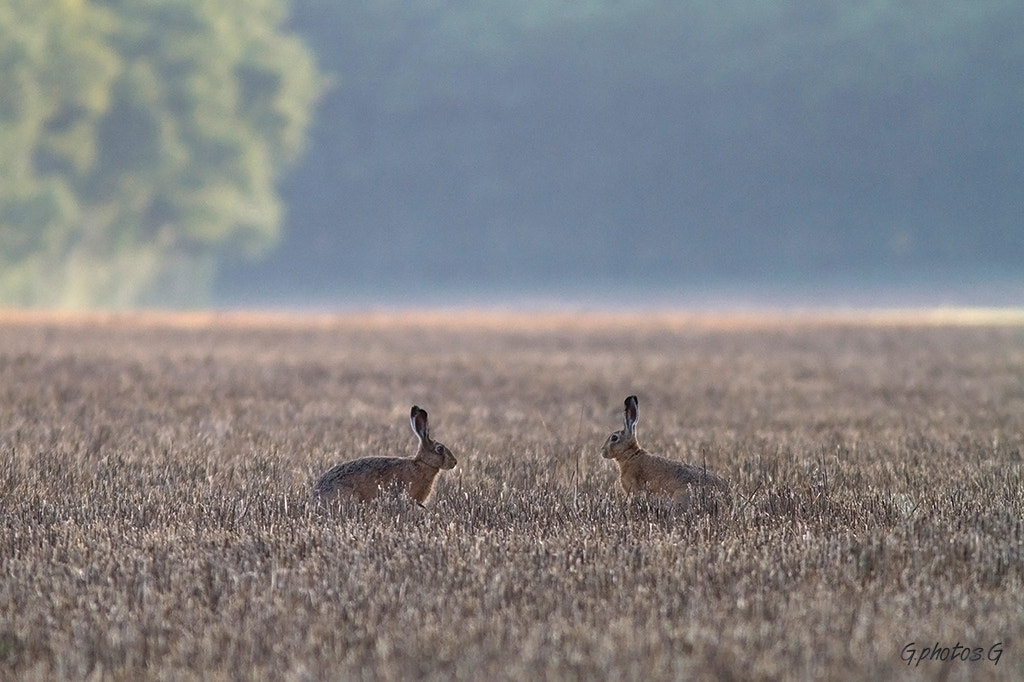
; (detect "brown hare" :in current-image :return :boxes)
[313,405,457,503]
[602,395,730,506]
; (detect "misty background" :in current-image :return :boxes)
[2,1,1022,309]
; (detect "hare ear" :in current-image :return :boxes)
[623,395,639,434]
[410,406,429,444]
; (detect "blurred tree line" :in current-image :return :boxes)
[234,0,1024,304]
[0,0,320,306]
[3,1,1022,306]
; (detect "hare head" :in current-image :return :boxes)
[601,394,641,460]
[411,405,457,470]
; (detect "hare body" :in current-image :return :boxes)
[313,406,456,503]
[602,395,730,504]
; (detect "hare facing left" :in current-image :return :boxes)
[602,395,730,506]
[313,405,457,503]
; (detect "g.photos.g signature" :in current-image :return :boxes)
[900,641,1003,667]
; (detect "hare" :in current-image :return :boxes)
[313,405,457,503]
[602,395,730,505]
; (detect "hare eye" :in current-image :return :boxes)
[610,434,620,443]
[435,444,445,454]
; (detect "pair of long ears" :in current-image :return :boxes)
[410,405,430,444]
[623,395,639,435]
[411,399,636,444]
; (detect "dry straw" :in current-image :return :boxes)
[0,312,1022,680]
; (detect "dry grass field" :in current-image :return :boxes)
[1,309,1023,680]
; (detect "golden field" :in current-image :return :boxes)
[1,310,1022,680]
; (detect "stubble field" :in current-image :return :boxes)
[1,309,1023,680]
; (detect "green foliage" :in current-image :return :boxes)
[0,0,321,307]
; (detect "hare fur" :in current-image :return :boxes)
[602,395,730,505]
[313,406,457,503]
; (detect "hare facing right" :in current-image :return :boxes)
[602,395,730,506]
[313,405,457,504]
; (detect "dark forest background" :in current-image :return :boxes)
[3,1,1022,308]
